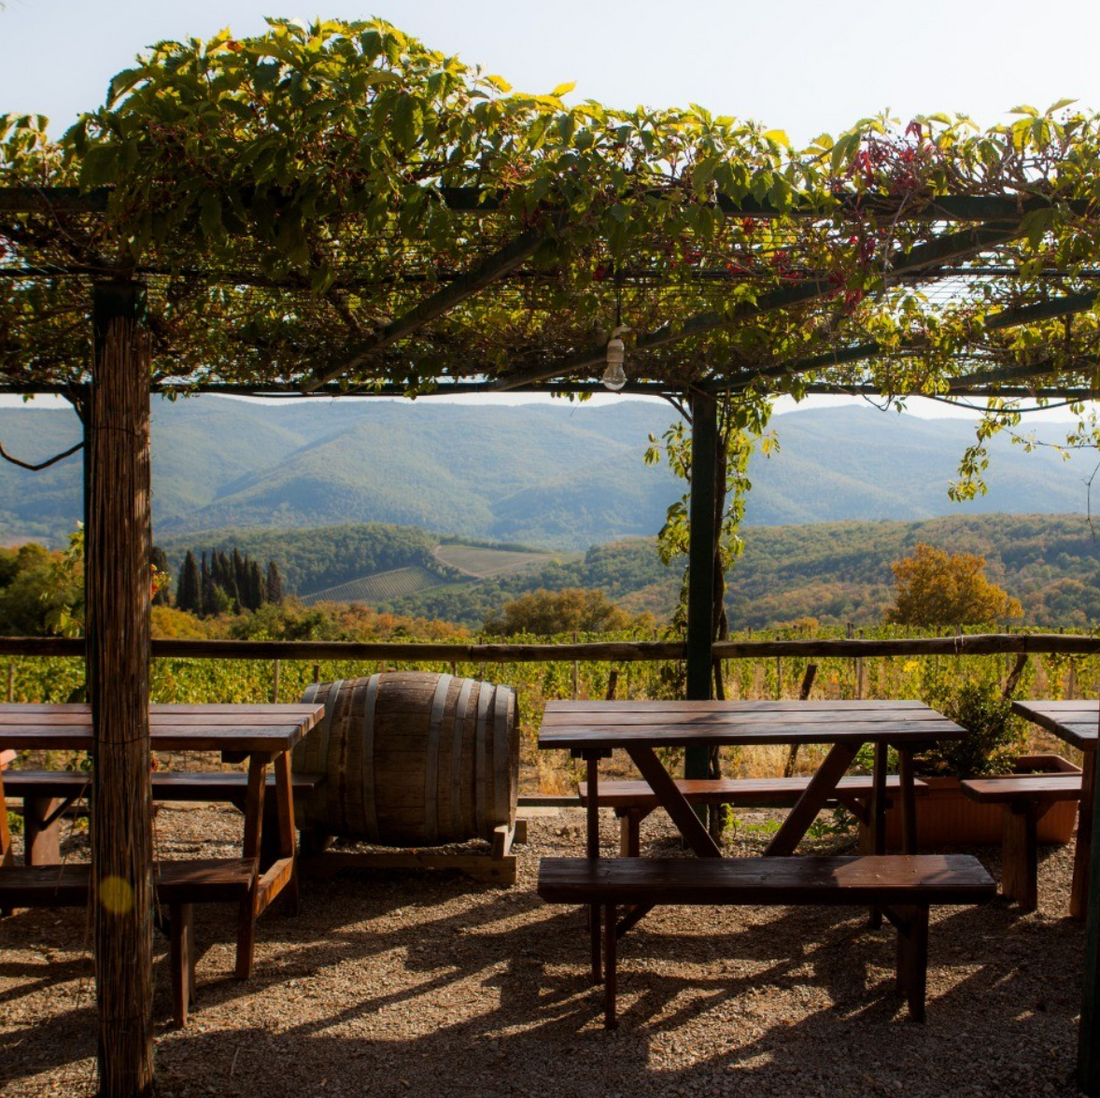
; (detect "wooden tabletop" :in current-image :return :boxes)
[0,703,323,753]
[1011,699,1100,750]
[539,699,965,750]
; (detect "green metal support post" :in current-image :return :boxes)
[685,390,719,780]
[1078,748,1100,1092]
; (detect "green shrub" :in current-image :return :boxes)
[917,681,1024,778]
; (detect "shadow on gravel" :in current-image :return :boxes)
[0,855,1087,1098]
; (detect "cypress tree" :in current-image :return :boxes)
[246,560,265,611]
[176,550,200,613]
[265,561,284,604]
[232,548,248,603]
[200,552,216,617]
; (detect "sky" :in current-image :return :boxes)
[3,0,1100,417]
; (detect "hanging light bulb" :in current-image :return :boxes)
[602,331,627,391]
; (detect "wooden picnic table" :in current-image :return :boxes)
[0,701,323,976]
[1010,699,1097,919]
[539,698,966,973]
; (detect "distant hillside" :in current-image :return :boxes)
[383,513,1100,630]
[158,523,445,596]
[0,397,1094,549]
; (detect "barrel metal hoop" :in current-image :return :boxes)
[492,686,512,828]
[451,678,474,838]
[361,673,382,842]
[474,683,492,839]
[424,673,451,845]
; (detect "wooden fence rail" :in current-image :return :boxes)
[0,632,1098,663]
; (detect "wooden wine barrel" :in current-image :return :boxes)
[292,672,518,846]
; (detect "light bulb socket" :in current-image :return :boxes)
[602,336,627,391]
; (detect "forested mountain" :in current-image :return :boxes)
[0,396,1093,549]
[155,513,1100,632]
[382,513,1100,630]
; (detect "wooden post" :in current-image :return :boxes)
[270,659,281,704]
[87,280,155,1097]
[685,390,719,782]
[1080,745,1100,1093]
[572,631,579,700]
[6,661,12,703]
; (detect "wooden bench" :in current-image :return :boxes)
[0,857,256,1026]
[578,776,927,856]
[960,773,1082,912]
[538,854,995,1028]
[3,769,324,866]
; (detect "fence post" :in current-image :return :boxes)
[605,668,619,701]
[783,664,818,777]
[847,622,859,698]
[6,662,12,703]
[270,659,281,704]
[572,631,579,700]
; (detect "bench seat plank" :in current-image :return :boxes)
[578,775,920,808]
[3,769,322,802]
[538,855,995,907]
[0,858,257,906]
[0,864,88,906]
[961,774,1082,804]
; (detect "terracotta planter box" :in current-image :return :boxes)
[883,753,1081,849]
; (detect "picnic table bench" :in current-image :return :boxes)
[0,856,257,1026]
[538,853,996,1028]
[541,699,967,978]
[0,702,323,988]
[961,771,1082,911]
[3,768,324,867]
[579,774,927,856]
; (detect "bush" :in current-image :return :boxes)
[916,681,1024,778]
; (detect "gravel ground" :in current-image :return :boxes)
[0,803,1087,1098]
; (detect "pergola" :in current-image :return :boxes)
[6,18,1100,1097]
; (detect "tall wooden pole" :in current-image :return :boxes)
[685,390,719,779]
[87,281,155,1097]
[1079,746,1100,1092]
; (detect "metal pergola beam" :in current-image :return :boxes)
[0,186,1090,222]
[305,227,550,391]
[490,221,1028,392]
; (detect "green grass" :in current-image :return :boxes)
[300,565,442,605]
[433,544,561,579]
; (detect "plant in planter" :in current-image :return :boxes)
[880,681,1079,848]
[917,681,1025,779]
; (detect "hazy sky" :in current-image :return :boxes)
[2,1,1098,418]
[4,1,1100,142]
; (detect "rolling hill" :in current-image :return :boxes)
[0,396,1094,549]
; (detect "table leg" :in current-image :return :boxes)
[0,768,11,916]
[236,755,267,979]
[625,746,722,858]
[0,767,12,866]
[898,749,918,855]
[23,796,62,866]
[765,742,858,857]
[1071,747,1096,921]
[273,750,299,915]
[586,754,601,984]
[868,742,888,929]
